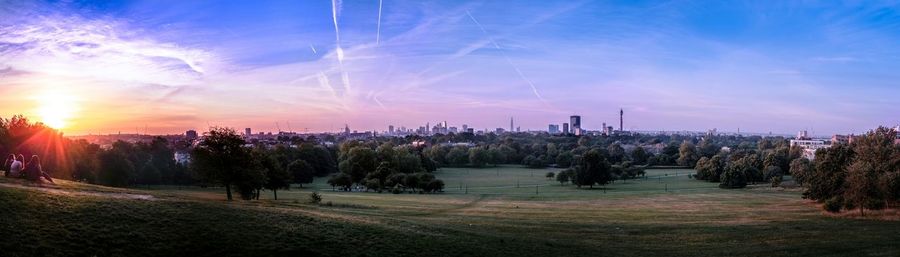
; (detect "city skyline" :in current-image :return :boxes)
[1,1,899,135]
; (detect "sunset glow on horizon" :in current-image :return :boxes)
[1,1,898,136]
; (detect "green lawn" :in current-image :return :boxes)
[1,166,898,257]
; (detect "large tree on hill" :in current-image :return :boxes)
[805,144,854,202]
[574,150,611,188]
[789,158,812,186]
[345,146,377,184]
[257,149,291,200]
[191,127,261,201]
[677,141,700,167]
[844,127,898,214]
[288,159,315,187]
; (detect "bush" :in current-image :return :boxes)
[824,197,842,213]
[771,176,782,187]
[309,192,322,204]
[719,166,747,189]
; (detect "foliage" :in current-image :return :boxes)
[677,141,700,167]
[308,191,322,204]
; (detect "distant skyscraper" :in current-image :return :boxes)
[563,123,569,134]
[462,124,468,131]
[185,130,198,140]
[245,128,252,136]
[344,124,350,135]
[389,125,394,135]
[619,109,624,131]
[570,115,581,131]
[548,124,559,134]
[510,117,514,132]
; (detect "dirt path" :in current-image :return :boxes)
[0,182,156,200]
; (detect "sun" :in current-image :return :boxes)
[36,93,77,130]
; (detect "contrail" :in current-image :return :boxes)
[331,0,344,63]
[331,0,341,44]
[376,0,383,45]
[465,10,501,50]
[465,10,548,105]
[309,44,317,54]
[330,0,351,94]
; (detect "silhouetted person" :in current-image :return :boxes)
[3,154,14,177]
[8,154,24,178]
[25,155,53,183]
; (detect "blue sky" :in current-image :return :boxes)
[0,0,898,135]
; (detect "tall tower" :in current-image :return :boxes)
[619,109,624,131]
[510,117,514,132]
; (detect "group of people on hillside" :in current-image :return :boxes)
[4,154,53,183]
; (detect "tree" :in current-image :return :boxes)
[259,151,292,200]
[545,172,555,180]
[607,144,626,164]
[845,161,881,215]
[96,150,134,187]
[191,127,261,201]
[719,162,748,189]
[327,173,353,191]
[487,147,506,166]
[805,144,853,202]
[573,150,611,188]
[789,158,812,186]
[764,165,783,187]
[556,152,574,168]
[288,160,315,187]
[698,139,719,158]
[468,147,490,168]
[631,147,648,165]
[556,169,571,185]
[345,147,377,184]
[677,142,699,167]
[447,146,469,167]
[694,157,711,180]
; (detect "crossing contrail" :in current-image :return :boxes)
[376,0,383,45]
[465,10,548,105]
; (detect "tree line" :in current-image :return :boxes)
[326,141,444,193]
[790,127,899,215]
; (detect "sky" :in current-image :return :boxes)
[0,0,898,136]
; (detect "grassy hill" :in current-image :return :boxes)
[2,167,898,257]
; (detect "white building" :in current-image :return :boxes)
[790,139,829,160]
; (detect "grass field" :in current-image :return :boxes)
[2,166,899,257]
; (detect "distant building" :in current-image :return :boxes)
[790,139,829,160]
[831,134,855,144]
[619,109,624,131]
[245,128,252,137]
[570,115,581,132]
[797,130,810,140]
[563,123,569,134]
[185,130,198,140]
[548,124,560,134]
[389,125,394,135]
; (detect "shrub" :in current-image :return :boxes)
[309,192,322,204]
[824,197,842,213]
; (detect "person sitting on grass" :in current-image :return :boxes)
[8,154,24,178]
[3,154,14,177]
[24,155,53,183]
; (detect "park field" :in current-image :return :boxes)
[2,166,899,257]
